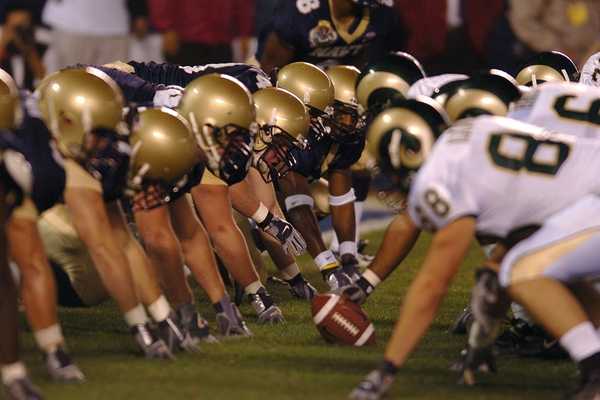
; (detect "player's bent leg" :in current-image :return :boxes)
[8,207,84,382]
[278,172,350,290]
[169,196,248,338]
[109,201,190,353]
[500,197,600,398]
[0,215,43,399]
[134,205,193,308]
[191,183,284,324]
[64,186,171,360]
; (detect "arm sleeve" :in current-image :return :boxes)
[508,0,562,52]
[148,0,176,31]
[128,61,198,87]
[95,66,160,104]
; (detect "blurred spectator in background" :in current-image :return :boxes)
[395,0,505,75]
[148,0,255,65]
[0,0,46,90]
[42,0,148,70]
[507,0,600,68]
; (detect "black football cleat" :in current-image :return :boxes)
[2,377,43,400]
[248,287,285,324]
[177,303,219,345]
[285,274,318,300]
[45,347,85,382]
[131,323,174,360]
[569,370,600,400]
[349,368,395,400]
[450,306,474,335]
[215,296,253,337]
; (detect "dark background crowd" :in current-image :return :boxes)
[2,0,600,90]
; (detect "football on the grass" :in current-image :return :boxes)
[311,293,375,346]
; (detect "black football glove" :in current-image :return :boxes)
[451,343,497,386]
[258,212,307,257]
[471,267,510,334]
[337,275,375,305]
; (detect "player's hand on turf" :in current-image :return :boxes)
[336,283,368,305]
[261,214,307,256]
[451,344,497,386]
[471,267,509,334]
[349,368,394,400]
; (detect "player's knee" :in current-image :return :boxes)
[142,228,180,259]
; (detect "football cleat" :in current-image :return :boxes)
[286,274,318,300]
[45,347,85,382]
[323,267,353,291]
[215,297,253,337]
[495,318,567,359]
[450,306,474,335]
[349,369,395,400]
[177,304,219,345]
[450,345,497,386]
[131,323,174,360]
[249,287,285,324]
[157,314,193,353]
[2,377,43,400]
[569,370,600,400]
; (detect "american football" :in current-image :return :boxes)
[312,293,375,346]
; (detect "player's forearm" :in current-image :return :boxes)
[367,212,420,281]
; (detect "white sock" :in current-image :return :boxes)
[559,321,600,362]
[280,263,300,281]
[147,295,171,323]
[1,362,26,385]
[124,304,149,327]
[339,241,357,258]
[244,280,264,295]
[315,250,338,272]
[33,324,63,353]
[354,201,364,243]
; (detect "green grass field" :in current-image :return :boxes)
[17,230,575,400]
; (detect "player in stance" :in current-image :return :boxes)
[350,80,600,399]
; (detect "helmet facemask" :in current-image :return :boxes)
[326,100,366,144]
[255,128,304,182]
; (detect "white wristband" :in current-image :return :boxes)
[362,269,382,288]
[251,203,270,224]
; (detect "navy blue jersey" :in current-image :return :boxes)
[96,65,160,105]
[258,0,405,68]
[0,92,65,214]
[290,128,364,180]
[128,61,272,93]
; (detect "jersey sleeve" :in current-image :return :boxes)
[407,133,479,231]
[128,61,196,87]
[96,66,159,104]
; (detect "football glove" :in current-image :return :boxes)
[451,344,497,385]
[258,212,307,256]
[337,275,375,305]
[349,368,395,400]
[153,85,183,108]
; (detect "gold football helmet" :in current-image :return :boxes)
[437,70,521,122]
[253,87,309,181]
[367,97,448,193]
[356,52,425,113]
[325,65,365,143]
[515,51,579,87]
[0,68,20,130]
[276,62,334,113]
[178,73,255,184]
[129,107,201,209]
[37,67,125,158]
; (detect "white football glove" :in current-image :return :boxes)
[153,85,184,108]
[580,52,600,87]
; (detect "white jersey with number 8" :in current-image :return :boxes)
[407,115,600,244]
